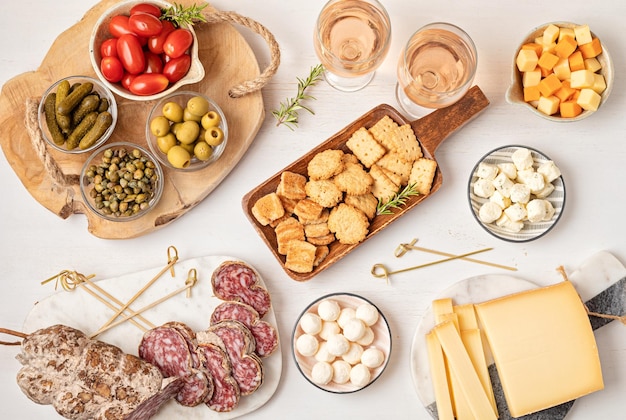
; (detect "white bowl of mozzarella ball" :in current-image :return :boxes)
[292,293,391,393]
[468,145,566,242]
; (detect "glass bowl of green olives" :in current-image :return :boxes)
[38,75,118,154]
[80,142,164,222]
[146,91,228,171]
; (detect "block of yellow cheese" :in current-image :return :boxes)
[434,320,498,420]
[475,281,603,418]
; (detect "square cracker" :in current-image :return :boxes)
[275,217,305,255]
[390,124,423,161]
[375,152,413,186]
[409,158,438,195]
[293,198,324,222]
[346,127,386,168]
[344,192,378,220]
[369,115,399,151]
[251,192,285,226]
[285,240,317,273]
[369,164,399,202]
[277,171,307,200]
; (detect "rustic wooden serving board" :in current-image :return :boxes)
[242,86,489,281]
[0,0,264,239]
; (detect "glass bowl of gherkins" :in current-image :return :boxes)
[80,142,164,222]
[38,75,118,154]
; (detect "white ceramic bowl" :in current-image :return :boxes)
[89,0,205,101]
[505,21,613,122]
[38,75,117,154]
[468,145,566,242]
[146,90,228,171]
[292,293,392,393]
[80,142,164,221]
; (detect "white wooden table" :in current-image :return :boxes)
[1,1,624,418]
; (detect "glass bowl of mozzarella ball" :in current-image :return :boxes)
[292,293,391,393]
[468,145,566,242]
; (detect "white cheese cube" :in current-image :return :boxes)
[516,49,538,72]
[497,163,517,180]
[553,58,571,81]
[527,172,546,194]
[577,88,601,111]
[537,161,561,183]
[492,172,515,197]
[516,168,535,185]
[543,24,560,44]
[574,24,593,45]
[504,202,527,222]
[479,202,503,224]
[544,200,556,220]
[496,213,524,233]
[527,199,547,223]
[476,162,499,180]
[490,190,512,209]
[511,148,534,171]
[473,178,495,198]
[584,57,602,73]
[510,183,531,204]
[558,28,575,42]
[534,182,555,199]
[523,69,542,87]
[591,73,606,94]
[537,95,560,116]
[570,69,595,89]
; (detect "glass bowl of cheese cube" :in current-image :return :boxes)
[505,22,613,121]
[468,145,566,242]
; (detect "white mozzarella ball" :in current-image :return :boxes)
[337,307,356,329]
[350,363,372,387]
[332,360,352,384]
[361,347,385,368]
[296,334,319,357]
[314,341,335,363]
[311,361,333,385]
[355,303,379,326]
[317,299,341,321]
[342,318,366,342]
[299,312,322,335]
[341,342,364,365]
[356,327,375,346]
[318,321,340,341]
[326,333,350,356]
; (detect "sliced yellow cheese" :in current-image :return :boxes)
[461,329,498,417]
[453,303,479,331]
[432,298,454,322]
[434,320,498,420]
[425,332,454,420]
[475,281,603,418]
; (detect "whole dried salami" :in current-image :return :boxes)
[210,301,279,357]
[198,342,241,412]
[138,324,213,407]
[199,321,264,395]
[211,261,272,318]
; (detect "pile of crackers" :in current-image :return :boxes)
[252,115,437,274]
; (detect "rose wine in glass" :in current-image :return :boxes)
[396,23,477,116]
[314,0,391,92]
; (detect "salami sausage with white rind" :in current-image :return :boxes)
[198,342,241,412]
[211,261,272,318]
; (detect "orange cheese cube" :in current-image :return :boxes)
[554,81,576,102]
[524,85,541,102]
[568,51,585,71]
[579,38,602,58]
[560,100,582,118]
[558,27,575,42]
[554,36,578,58]
[538,73,562,97]
[521,43,543,57]
[538,51,559,71]
[516,49,538,72]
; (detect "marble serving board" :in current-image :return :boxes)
[22,255,282,420]
[411,250,626,420]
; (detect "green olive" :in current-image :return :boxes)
[176,120,200,145]
[157,133,177,154]
[186,96,210,117]
[194,141,213,161]
[201,110,221,129]
[183,107,202,122]
[150,116,171,137]
[170,122,183,136]
[180,141,195,154]
[205,126,225,146]
[167,145,191,169]
[162,101,184,123]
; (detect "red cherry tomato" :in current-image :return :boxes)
[144,51,164,74]
[100,56,124,83]
[121,72,137,90]
[109,15,134,38]
[130,3,162,17]
[117,34,146,74]
[163,54,191,83]
[163,29,193,59]
[100,38,118,58]
[129,73,170,96]
[129,12,163,37]
[147,20,175,54]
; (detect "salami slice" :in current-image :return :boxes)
[199,321,264,395]
[211,261,272,317]
[198,342,241,412]
[210,301,279,357]
[138,325,213,407]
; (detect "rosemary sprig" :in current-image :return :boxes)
[272,64,325,130]
[160,3,208,27]
[376,183,420,215]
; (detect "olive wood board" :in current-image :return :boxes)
[22,255,281,419]
[242,86,490,281]
[0,0,264,239]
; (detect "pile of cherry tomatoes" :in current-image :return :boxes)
[99,3,194,96]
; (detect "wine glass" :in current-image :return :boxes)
[314,0,392,92]
[396,22,477,117]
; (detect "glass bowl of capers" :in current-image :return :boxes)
[80,142,164,221]
[146,91,228,171]
[38,75,118,154]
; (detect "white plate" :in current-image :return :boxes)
[468,145,566,242]
[292,293,391,393]
[22,255,281,420]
